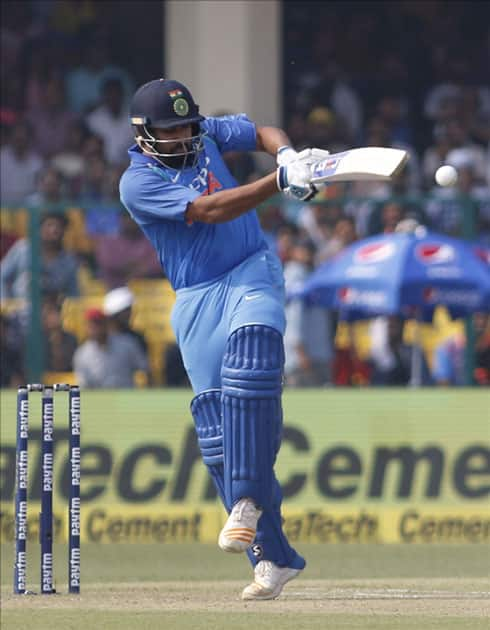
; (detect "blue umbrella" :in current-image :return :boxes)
[298,230,490,319]
[295,229,489,387]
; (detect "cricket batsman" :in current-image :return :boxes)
[120,79,327,599]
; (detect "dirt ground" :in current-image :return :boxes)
[3,577,489,617]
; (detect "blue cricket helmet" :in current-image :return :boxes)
[130,78,204,130]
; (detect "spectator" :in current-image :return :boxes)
[316,216,357,264]
[102,286,148,356]
[431,330,466,386]
[332,339,371,387]
[285,112,308,150]
[50,120,89,196]
[81,132,106,162]
[375,93,414,147]
[305,54,363,143]
[73,307,147,388]
[433,313,490,386]
[424,149,490,240]
[474,312,490,386]
[297,189,345,251]
[459,85,490,148]
[1,212,79,299]
[275,222,300,265]
[93,211,162,289]
[24,46,58,112]
[346,118,406,236]
[367,200,417,236]
[423,56,490,141]
[1,228,18,259]
[25,166,65,210]
[26,75,79,159]
[305,106,348,154]
[421,125,452,190]
[284,239,333,386]
[42,294,78,372]
[0,120,44,206]
[79,154,108,200]
[66,41,134,115]
[369,316,432,386]
[440,119,487,183]
[362,116,422,191]
[0,312,24,386]
[85,78,133,166]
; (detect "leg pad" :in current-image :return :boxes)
[221,325,284,507]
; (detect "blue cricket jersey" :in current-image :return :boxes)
[119,114,267,290]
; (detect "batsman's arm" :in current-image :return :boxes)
[185,173,278,224]
[255,126,292,156]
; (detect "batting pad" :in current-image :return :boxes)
[221,325,284,508]
[191,383,305,569]
[190,389,227,505]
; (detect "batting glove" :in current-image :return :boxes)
[276,145,299,167]
[277,158,318,202]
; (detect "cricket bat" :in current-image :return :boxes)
[310,147,409,184]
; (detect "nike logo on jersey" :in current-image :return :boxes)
[244,294,262,301]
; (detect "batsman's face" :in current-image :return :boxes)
[151,125,193,154]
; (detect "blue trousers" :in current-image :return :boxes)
[171,247,305,570]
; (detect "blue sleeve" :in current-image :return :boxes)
[120,170,200,225]
[202,114,257,153]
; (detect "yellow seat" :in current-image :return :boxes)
[0,298,28,315]
[77,267,107,296]
[0,208,28,238]
[334,307,465,368]
[128,278,174,296]
[64,208,94,255]
[61,296,105,341]
[43,371,78,386]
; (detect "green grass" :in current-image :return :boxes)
[1,389,489,628]
[1,544,489,630]
[2,543,490,584]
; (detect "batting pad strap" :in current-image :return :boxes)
[190,389,223,466]
[222,326,284,508]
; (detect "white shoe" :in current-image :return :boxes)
[218,498,262,553]
[241,560,302,600]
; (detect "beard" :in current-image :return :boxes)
[159,141,196,169]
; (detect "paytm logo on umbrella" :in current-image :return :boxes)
[354,242,396,264]
[416,243,455,264]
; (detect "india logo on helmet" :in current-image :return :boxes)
[173,98,189,116]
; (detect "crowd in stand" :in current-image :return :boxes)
[0,1,489,388]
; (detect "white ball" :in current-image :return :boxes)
[435,165,458,187]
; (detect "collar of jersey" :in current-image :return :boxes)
[128,144,164,168]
